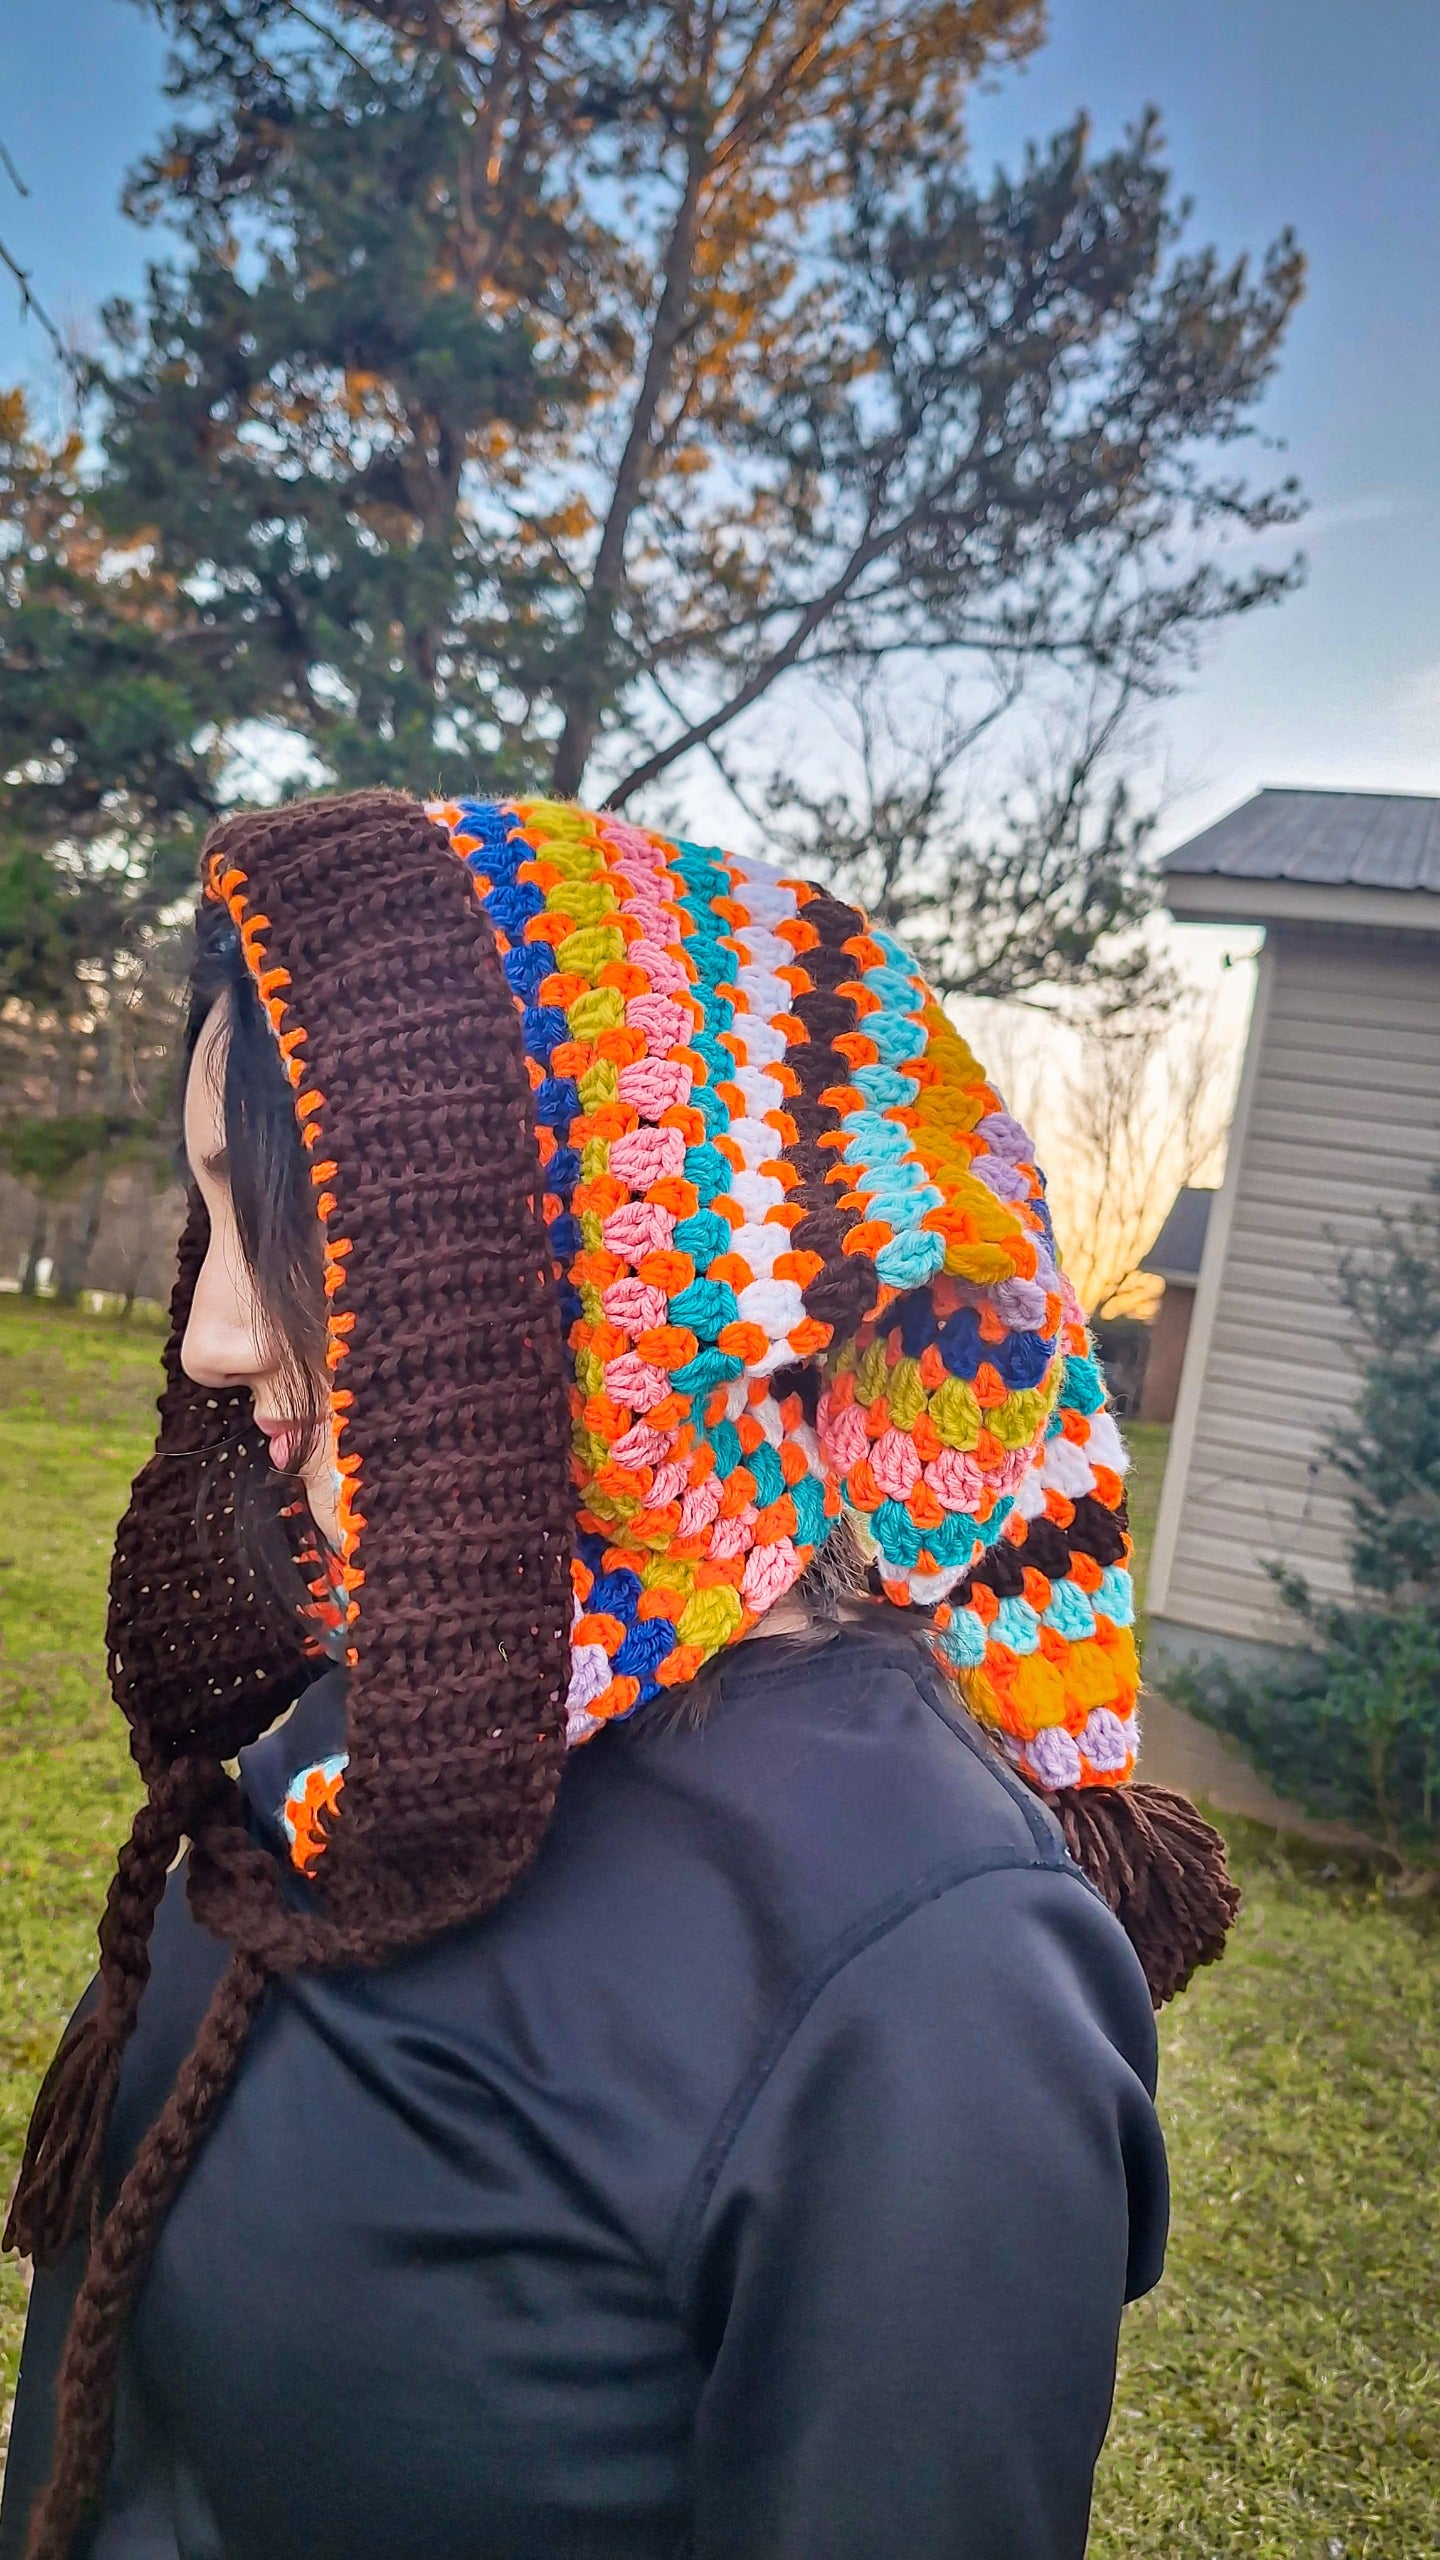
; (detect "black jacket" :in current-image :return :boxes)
[2,1624,1167,2560]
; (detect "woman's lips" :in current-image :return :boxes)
[255,1418,302,1472]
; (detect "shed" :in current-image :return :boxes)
[1146,788,1440,1671]
[1137,1187,1213,1424]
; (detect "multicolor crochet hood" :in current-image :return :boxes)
[96,783,1151,1940]
[166,788,1139,1887]
[423,796,1139,1785]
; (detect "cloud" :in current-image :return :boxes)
[1392,658,1440,725]
[1302,492,1407,538]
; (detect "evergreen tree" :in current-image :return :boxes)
[0,392,200,1288]
[1,0,1307,1066]
[1182,1178,1440,1862]
[98,10,582,796]
[0,388,220,898]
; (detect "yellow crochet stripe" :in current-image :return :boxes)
[908,1003,1043,1281]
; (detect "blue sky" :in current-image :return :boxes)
[966,0,1440,841]
[3,0,1439,854]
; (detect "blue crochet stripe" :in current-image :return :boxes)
[828,944,946,1295]
[825,944,1053,1389]
[447,801,667,1700]
[451,798,586,1333]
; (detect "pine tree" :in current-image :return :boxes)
[0,392,201,1286]
[1,0,1307,1059]
[0,389,220,894]
[96,13,579,796]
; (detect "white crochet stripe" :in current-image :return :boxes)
[723,854,814,1378]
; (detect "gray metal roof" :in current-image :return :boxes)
[1140,1187,1214,1286]
[1163,788,1440,894]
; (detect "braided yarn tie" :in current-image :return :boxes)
[19,1952,271,2560]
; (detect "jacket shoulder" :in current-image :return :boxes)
[514,1625,1075,2006]
[618,1626,1065,1896]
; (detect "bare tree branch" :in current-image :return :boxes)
[762,657,1171,1013]
[278,3,383,81]
[0,236,69,366]
[602,427,1000,806]
[0,135,31,196]
[1051,995,1236,1316]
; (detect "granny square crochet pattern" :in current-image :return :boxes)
[416,799,1140,1795]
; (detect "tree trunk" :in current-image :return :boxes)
[550,117,712,799]
[20,1193,48,1297]
[54,1162,109,1306]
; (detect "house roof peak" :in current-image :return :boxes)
[1162,789,1440,928]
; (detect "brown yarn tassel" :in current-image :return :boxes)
[5,1774,194,2265]
[1047,1781,1241,2008]
[3,2013,123,2266]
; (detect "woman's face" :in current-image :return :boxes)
[181,997,341,1549]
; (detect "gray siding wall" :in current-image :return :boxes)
[1151,924,1440,1646]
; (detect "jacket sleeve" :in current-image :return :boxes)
[677,1859,1168,2560]
[0,2235,82,2560]
[1,2239,188,2560]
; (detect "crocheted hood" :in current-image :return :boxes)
[426,795,1139,1786]
[8,788,1236,2560]
[108,788,1138,1917]
[107,791,576,1947]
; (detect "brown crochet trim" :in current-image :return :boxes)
[196,797,574,1937]
[10,791,580,2549]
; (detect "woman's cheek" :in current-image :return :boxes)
[302,1438,344,1550]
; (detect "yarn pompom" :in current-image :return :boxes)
[1047,1781,1241,2006]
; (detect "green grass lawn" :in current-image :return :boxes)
[0,1298,158,2429]
[1122,1417,1169,1611]
[2,1305,1438,2551]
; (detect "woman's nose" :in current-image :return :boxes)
[181,1233,269,1391]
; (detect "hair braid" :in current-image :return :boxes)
[22,1951,271,2560]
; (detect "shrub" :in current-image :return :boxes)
[1179,1174,1440,1861]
